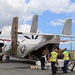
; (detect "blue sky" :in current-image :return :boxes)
[0,0,75,50]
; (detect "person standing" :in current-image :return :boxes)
[40,53,46,70]
[49,49,58,74]
[71,52,75,72]
[62,48,71,73]
[40,48,48,70]
[40,48,49,70]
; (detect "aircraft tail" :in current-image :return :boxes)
[11,17,18,55]
[30,15,38,33]
[24,15,38,39]
[62,19,72,35]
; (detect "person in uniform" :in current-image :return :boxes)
[62,48,71,73]
[49,48,58,74]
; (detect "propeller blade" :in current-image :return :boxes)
[32,35,34,39]
[24,36,30,39]
[35,35,38,39]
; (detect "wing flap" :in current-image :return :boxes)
[22,32,75,38]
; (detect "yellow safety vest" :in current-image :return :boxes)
[74,52,75,60]
[50,51,58,62]
[63,51,70,60]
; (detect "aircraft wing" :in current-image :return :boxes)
[21,32,75,50]
[21,32,75,38]
[0,39,11,42]
[0,39,11,47]
[60,40,75,44]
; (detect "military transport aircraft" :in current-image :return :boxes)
[0,15,74,60]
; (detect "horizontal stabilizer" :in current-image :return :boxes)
[62,19,72,35]
[30,15,38,33]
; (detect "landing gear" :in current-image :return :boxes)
[6,56,10,61]
[0,56,3,61]
[0,47,3,62]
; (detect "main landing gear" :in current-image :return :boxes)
[6,56,10,61]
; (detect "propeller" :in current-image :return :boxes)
[24,35,39,39]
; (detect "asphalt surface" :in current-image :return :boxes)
[0,57,75,75]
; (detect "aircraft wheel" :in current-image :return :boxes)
[6,56,10,61]
[0,56,3,61]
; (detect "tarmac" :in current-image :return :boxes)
[0,57,75,75]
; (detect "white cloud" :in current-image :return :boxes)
[50,21,63,26]
[0,24,31,39]
[50,18,75,26]
[0,0,75,28]
[50,19,65,26]
[27,0,75,14]
[0,0,33,28]
[0,26,11,39]
[19,24,30,32]
[0,0,75,38]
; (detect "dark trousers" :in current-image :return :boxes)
[0,56,2,61]
[62,60,69,73]
[51,62,57,74]
[40,57,45,70]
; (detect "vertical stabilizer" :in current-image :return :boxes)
[30,15,38,33]
[62,19,72,35]
[11,17,18,55]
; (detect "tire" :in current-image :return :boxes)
[6,56,10,61]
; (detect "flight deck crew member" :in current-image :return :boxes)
[49,49,58,74]
[62,48,70,73]
[71,52,75,72]
[55,46,64,59]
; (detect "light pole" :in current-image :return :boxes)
[70,31,72,60]
[70,37,72,51]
